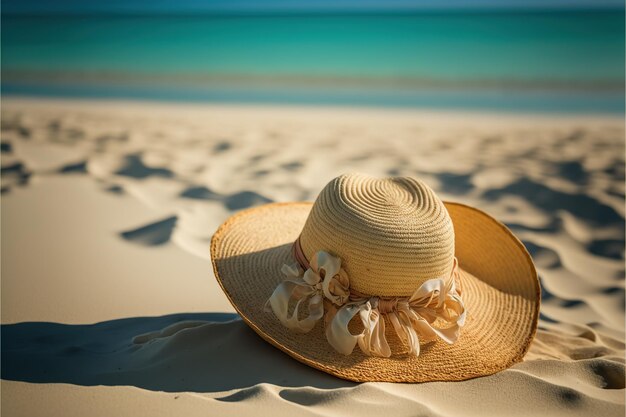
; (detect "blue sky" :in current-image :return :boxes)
[3,0,624,14]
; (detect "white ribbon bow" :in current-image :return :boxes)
[326,270,466,357]
[266,251,466,358]
[264,251,349,333]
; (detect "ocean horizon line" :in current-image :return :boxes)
[3,70,623,93]
[3,83,623,115]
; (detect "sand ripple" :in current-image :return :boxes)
[1,100,624,416]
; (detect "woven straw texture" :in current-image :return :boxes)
[211,176,540,383]
[300,174,455,296]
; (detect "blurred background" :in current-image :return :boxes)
[2,0,624,113]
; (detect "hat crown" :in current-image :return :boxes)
[299,173,455,297]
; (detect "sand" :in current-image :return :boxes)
[1,98,624,416]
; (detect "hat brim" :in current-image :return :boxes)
[210,202,540,383]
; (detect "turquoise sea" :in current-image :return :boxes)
[2,11,624,113]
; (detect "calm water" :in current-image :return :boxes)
[2,12,624,113]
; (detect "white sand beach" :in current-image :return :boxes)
[1,98,624,416]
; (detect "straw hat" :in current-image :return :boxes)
[211,173,540,382]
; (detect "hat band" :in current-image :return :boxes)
[264,237,466,358]
[292,235,311,270]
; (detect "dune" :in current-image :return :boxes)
[1,98,624,416]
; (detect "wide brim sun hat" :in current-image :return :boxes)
[211,173,540,383]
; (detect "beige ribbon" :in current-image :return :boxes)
[265,248,466,358]
[326,259,465,357]
[264,251,348,333]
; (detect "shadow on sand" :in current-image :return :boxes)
[1,313,353,393]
